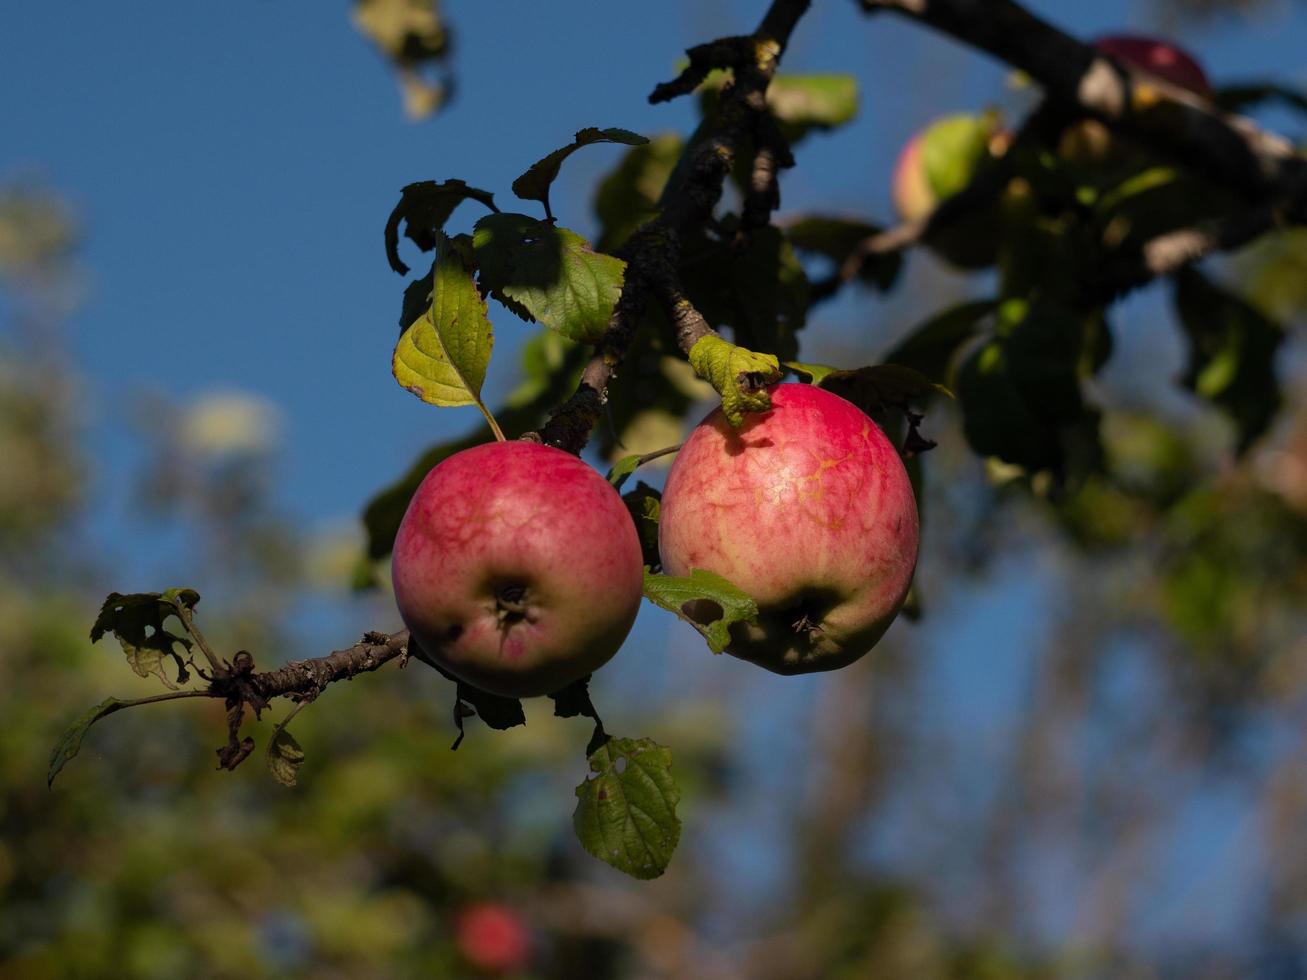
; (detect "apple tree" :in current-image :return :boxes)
[48,0,1307,889]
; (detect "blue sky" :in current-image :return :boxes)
[7,0,1306,554]
[6,0,1307,959]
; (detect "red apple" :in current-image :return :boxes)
[455,902,532,975]
[1093,35,1212,98]
[392,440,644,698]
[658,383,919,674]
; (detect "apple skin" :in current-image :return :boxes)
[454,902,532,975]
[1093,35,1212,98]
[392,440,644,699]
[658,383,919,675]
[890,113,1007,269]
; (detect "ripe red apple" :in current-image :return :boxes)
[1093,35,1212,98]
[455,902,532,975]
[392,440,644,698]
[658,383,919,674]
[890,112,1008,269]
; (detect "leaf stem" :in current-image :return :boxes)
[112,690,222,714]
[174,604,227,678]
[477,400,507,442]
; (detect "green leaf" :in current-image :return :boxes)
[573,737,681,880]
[266,724,305,788]
[623,483,662,570]
[474,213,625,343]
[642,567,758,654]
[784,215,902,291]
[784,360,839,385]
[512,127,649,214]
[384,179,497,275]
[687,335,782,428]
[954,303,1103,477]
[882,300,999,383]
[1173,267,1284,454]
[815,364,953,413]
[594,133,683,253]
[764,74,859,137]
[48,697,122,787]
[607,454,643,490]
[393,233,495,412]
[90,589,200,689]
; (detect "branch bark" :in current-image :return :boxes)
[244,630,411,702]
[535,0,812,453]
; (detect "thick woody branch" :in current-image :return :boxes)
[535,0,812,452]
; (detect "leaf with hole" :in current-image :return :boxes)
[474,213,626,343]
[90,589,200,689]
[573,737,681,880]
[384,179,498,275]
[642,567,758,654]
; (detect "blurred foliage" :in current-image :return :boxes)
[352,0,454,119]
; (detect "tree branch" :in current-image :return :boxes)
[244,630,411,702]
[535,0,812,453]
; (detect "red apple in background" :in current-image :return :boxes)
[1093,34,1212,98]
[455,902,532,975]
[658,383,919,675]
[392,440,644,698]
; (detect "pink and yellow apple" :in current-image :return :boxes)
[392,440,644,698]
[658,383,919,674]
[890,112,1008,268]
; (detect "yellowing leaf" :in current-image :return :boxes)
[687,335,782,427]
[393,234,495,415]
